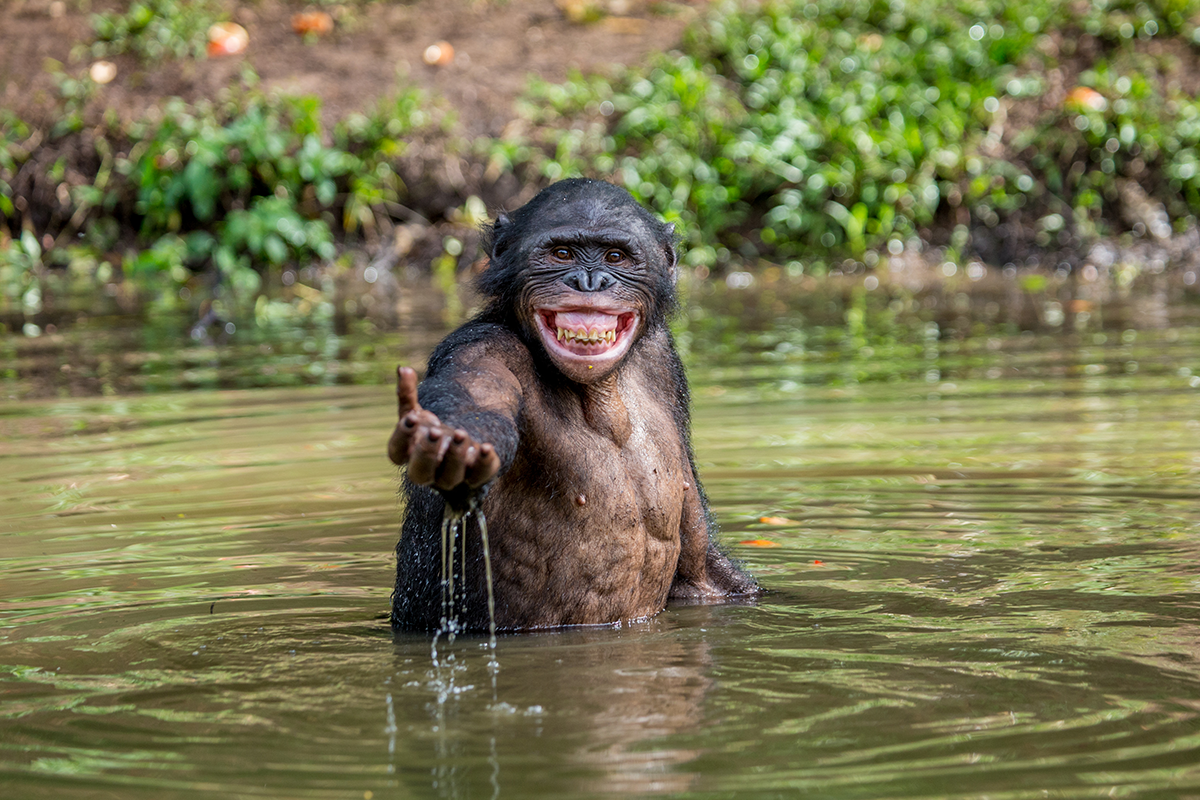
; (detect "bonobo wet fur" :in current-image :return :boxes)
[388,179,758,631]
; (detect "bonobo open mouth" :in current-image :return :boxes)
[535,306,640,372]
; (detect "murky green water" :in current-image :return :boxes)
[3,280,1200,798]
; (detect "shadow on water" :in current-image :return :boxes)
[2,277,1200,798]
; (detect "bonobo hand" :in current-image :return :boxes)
[387,367,501,504]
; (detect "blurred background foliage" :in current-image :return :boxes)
[90,0,228,61]
[500,0,1200,269]
[4,0,1200,320]
[1,71,440,321]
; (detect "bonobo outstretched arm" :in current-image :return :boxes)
[387,366,502,504]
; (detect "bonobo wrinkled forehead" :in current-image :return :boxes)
[485,179,675,267]
[477,179,679,322]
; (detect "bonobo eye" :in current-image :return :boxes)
[604,249,627,265]
[551,246,573,262]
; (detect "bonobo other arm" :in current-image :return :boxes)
[669,448,761,600]
[671,477,760,598]
[660,344,759,600]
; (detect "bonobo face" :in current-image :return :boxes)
[521,226,649,384]
[481,180,677,386]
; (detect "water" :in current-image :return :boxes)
[2,279,1200,798]
[432,504,499,669]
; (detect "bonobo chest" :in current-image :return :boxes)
[547,369,685,521]
[481,363,688,627]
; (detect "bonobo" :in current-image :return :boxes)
[387,178,758,631]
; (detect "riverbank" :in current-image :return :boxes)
[4,0,1200,330]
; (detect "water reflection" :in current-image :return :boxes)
[397,621,720,798]
[4,270,1199,401]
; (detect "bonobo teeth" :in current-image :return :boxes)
[556,327,617,344]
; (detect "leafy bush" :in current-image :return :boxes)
[91,0,224,61]
[494,0,1200,269]
[0,112,31,220]
[0,230,43,312]
[126,92,354,235]
[0,75,438,312]
[125,81,430,285]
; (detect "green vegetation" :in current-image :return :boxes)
[90,0,225,61]
[5,0,1200,322]
[1,74,439,317]
[495,0,1200,269]
[0,113,29,222]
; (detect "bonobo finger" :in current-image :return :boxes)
[387,410,428,465]
[395,366,421,419]
[386,425,408,466]
[465,442,501,488]
[408,426,448,485]
[387,410,416,465]
[433,430,471,490]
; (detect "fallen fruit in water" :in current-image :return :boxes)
[207,22,249,57]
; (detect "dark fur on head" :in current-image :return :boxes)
[478,179,679,326]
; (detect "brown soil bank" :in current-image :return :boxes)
[3,0,1200,330]
[1,0,713,323]
[2,0,697,136]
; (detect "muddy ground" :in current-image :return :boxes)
[2,0,703,136]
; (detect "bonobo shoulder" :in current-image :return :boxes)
[425,321,534,379]
[417,321,529,418]
[427,321,523,372]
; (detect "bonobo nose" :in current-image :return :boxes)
[563,269,617,292]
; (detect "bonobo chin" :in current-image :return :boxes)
[387,178,759,631]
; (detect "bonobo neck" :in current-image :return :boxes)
[580,374,631,446]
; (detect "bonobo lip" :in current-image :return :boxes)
[534,305,640,374]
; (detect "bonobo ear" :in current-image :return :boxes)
[490,213,512,259]
[662,223,679,282]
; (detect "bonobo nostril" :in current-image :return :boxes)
[564,269,617,292]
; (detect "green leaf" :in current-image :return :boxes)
[20,229,41,260]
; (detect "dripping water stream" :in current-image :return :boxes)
[431,499,499,704]
[426,500,504,799]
